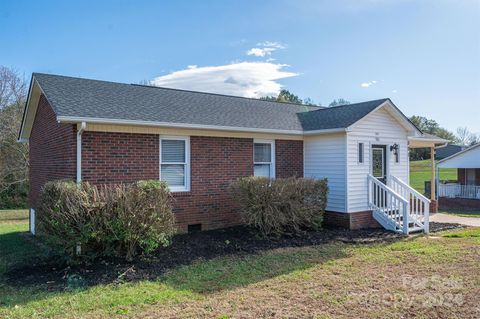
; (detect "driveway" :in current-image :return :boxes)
[431,213,480,227]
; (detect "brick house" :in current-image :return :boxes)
[19,73,446,235]
[437,143,480,209]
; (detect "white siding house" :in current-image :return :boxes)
[304,103,416,214]
[304,133,347,212]
[346,107,410,212]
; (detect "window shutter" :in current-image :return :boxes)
[358,143,364,163]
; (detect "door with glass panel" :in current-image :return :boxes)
[371,145,387,208]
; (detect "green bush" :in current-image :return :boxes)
[37,180,175,262]
[231,177,328,237]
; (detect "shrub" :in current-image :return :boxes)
[231,177,328,237]
[37,180,175,262]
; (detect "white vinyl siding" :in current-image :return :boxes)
[438,144,480,169]
[346,107,410,212]
[253,139,275,178]
[304,133,347,212]
[160,136,190,192]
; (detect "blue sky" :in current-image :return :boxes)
[1,0,479,133]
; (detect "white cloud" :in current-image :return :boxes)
[246,41,286,57]
[246,47,276,57]
[256,41,286,49]
[392,89,397,93]
[150,62,298,98]
[360,80,377,88]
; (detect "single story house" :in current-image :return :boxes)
[19,73,447,235]
[437,143,480,209]
[435,144,466,160]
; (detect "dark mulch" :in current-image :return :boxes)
[4,222,464,291]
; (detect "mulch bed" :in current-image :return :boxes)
[4,222,465,291]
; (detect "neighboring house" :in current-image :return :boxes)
[19,73,447,235]
[436,144,465,160]
[437,143,480,209]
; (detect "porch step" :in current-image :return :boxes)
[372,209,426,234]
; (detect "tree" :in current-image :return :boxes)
[455,127,479,146]
[434,127,457,143]
[408,115,457,160]
[0,66,28,208]
[261,89,320,106]
[409,115,440,134]
[328,99,350,107]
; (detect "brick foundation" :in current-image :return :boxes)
[324,211,381,229]
[439,197,480,210]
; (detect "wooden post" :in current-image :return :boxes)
[430,146,435,200]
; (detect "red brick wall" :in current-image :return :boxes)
[173,137,253,231]
[275,140,303,178]
[81,133,304,232]
[324,211,381,229]
[29,95,76,208]
[439,197,480,209]
[81,131,159,184]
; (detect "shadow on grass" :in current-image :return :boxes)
[0,223,405,309]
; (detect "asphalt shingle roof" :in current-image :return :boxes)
[297,99,390,131]
[33,73,391,132]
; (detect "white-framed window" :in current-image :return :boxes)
[159,136,190,192]
[253,139,275,178]
[358,142,364,164]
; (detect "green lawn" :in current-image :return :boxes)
[410,159,457,194]
[0,213,479,318]
[0,209,29,223]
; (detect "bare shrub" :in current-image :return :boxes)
[37,180,175,262]
[231,177,328,237]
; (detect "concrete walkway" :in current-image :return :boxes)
[431,213,480,227]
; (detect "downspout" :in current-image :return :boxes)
[76,122,86,183]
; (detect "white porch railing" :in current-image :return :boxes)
[368,174,410,234]
[438,184,480,200]
[368,174,430,234]
[389,175,430,233]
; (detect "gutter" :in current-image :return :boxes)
[76,122,86,183]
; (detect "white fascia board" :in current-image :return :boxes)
[56,116,305,135]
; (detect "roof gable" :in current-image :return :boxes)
[438,143,480,168]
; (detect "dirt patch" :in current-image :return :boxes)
[4,222,462,291]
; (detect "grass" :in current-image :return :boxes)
[0,209,29,223]
[410,159,457,194]
[0,213,478,318]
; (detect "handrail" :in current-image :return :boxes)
[367,174,408,205]
[368,174,410,234]
[389,175,430,203]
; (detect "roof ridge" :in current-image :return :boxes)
[302,98,390,113]
[132,83,324,109]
